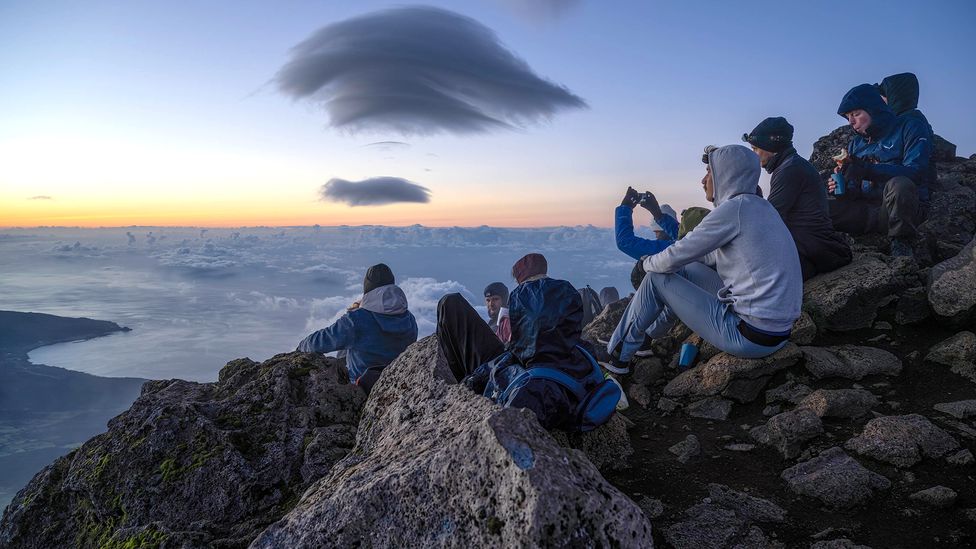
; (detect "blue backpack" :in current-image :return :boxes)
[488,345,621,432]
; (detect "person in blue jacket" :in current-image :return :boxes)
[828,83,931,257]
[615,187,678,261]
[297,263,418,394]
[437,253,602,430]
[878,72,936,201]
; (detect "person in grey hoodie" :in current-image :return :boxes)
[604,145,802,373]
[297,263,418,394]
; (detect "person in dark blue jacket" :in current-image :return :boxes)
[828,84,931,257]
[297,263,418,394]
[437,253,600,430]
[743,116,852,279]
[878,72,935,201]
[615,187,678,261]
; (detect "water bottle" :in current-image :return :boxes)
[830,173,846,196]
[678,343,699,369]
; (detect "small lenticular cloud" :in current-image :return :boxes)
[274,6,586,136]
[320,177,431,207]
[28,195,53,200]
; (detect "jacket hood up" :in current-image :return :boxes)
[708,144,762,207]
[508,277,585,371]
[359,284,409,315]
[837,84,896,140]
[879,72,919,116]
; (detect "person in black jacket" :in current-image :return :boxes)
[743,117,852,279]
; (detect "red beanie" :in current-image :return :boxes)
[511,253,548,284]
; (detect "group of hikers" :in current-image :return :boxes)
[298,73,935,432]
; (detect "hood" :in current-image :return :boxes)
[837,83,895,139]
[508,277,582,366]
[879,72,919,116]
[359,284,408,315]
[708,145,761,207]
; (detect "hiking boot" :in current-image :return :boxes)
[634,337,655,357]
[599,354,632,376]
[890,237,914,258]
[603,371,629,411]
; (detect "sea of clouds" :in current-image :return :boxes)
[1,224,648,381]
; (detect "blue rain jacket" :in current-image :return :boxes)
[614,205,679,260]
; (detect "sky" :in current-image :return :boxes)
[2,0,975,228]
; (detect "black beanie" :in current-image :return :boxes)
[742,117,794,153]
[483,282,509,307]
[363,263,395,294]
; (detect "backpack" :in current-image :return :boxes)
[577,286,603,327]
[488,345,621,432]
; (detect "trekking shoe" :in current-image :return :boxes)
[599,354,632,376]
[890,237,914,258]
[603,371,629,411]
[634,337,655,357]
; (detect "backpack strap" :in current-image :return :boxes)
[519,367,587,401]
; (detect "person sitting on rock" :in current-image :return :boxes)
[743,116,852,279]
[437,253,608,430]
[828,83,932,257]
[483,282,512,344]
[615,186,678,261]
[878,72,935,203]
[603,145,802,374]
[297,263,418,394]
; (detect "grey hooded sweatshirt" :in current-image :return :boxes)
[643,145,802,333]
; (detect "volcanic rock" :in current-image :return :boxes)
[925,331,976,382]
[908,485,957,508]
[765,380,813,405]
[781,447,891,509]
[802,255,908,331]
[251,336,653,548]
[801,345,902,380]
[663,344,801,403]
[663,483,785,549]
[750,409,824,459]
[669,434,701,464]
[895,287,931,325]
[0,352,366,548]
[686,396,733,421]
[844,414,960,467]
[791,312,818,345]
[928,236,976,319]
[797,389,879,419]
[933,400,976,419]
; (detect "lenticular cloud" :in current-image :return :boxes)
[274,6,586,135]
[320,177,431,206]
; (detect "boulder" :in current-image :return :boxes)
[581,297,629,349]
[801,345,902,380]
[781,447,891,509]
[895,287,931,325]
[0,352,366,549]
[844,414,960,468]
[551,414,634,472]
[791,312,818,345]
[663,484,785,549]
[809,125,854,175]
[750,409,824,459]
[765,380,813,405]
[925,331,976,383]
[663,344,802,403]
[932,134,958,163]
[251,336,653,548]
[686,396,733,421]
[810,539,873,549]
[916,184,976,265]
[933,400,976,419]
[802,255,907,331]
[946,449,974,466]
[908,486,957,508]
[797,389,879,419]
[927,236,976,319]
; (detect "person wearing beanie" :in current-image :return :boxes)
[483,281,511,344]
[649,204,678,240]
[604,145,802,375]
[298,263,417,394]
[614,186,677,261]
[878,72,935,202]
[437,253,613,429]
[744,117,852,279]
[829,83,931,257]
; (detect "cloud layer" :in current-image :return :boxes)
[275,6,585,135]
[320,177,431,207]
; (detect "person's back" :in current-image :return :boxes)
[879,72,934,202]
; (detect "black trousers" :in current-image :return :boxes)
[436,293,504,382]
[829,176,919,239]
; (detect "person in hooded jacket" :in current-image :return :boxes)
[878,72,936,201]
[829,83,931,257]
[604,145,802,373]
[297,263,418,394]
[743,117,852,279]
[438,253,600,430]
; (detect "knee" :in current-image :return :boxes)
[884,176,915,198]
[437,292,466,318]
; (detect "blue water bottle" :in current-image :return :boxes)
[831,173,846,196]
[678,343,699,369]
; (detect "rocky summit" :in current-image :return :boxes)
[2,131,976,548]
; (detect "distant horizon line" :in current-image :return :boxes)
[0,222,617,231]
